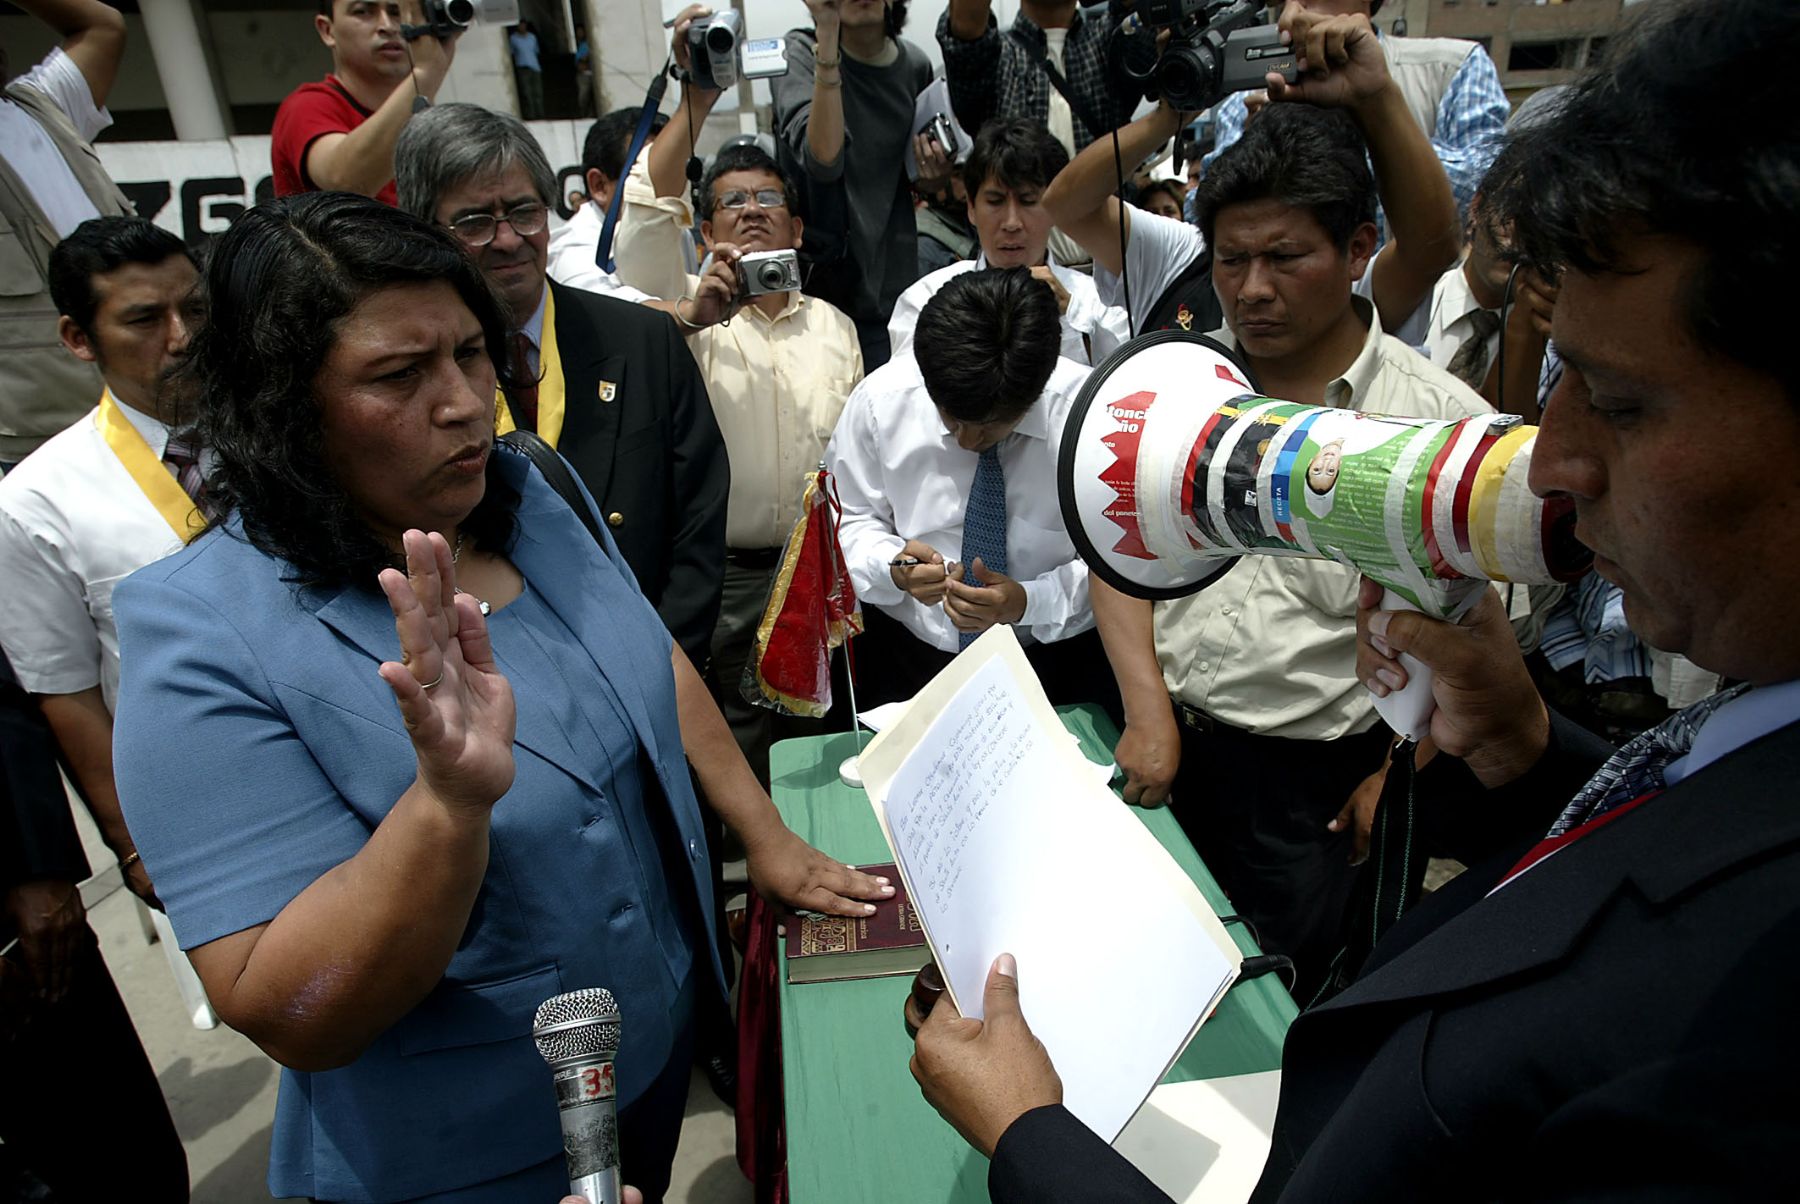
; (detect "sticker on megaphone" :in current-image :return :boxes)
[1057,331,1591,620]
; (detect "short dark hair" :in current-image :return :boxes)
[885,0,910,39]
[1135,179,1185,214]
[48,216,192,334]
[581,106,669,180]
[187,192,519,587]
[914,268,1061,424]
[316,1,332,15]
[961,117,1070,199]
[1483,0,1798,404]
[700,144,798,218]
[1193,104,1374,251]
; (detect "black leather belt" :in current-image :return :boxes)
[725,546,782,569]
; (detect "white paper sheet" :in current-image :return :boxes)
[859,628,1240,1143]
[1115,1071,1282,1204]
[859,696,1117,783]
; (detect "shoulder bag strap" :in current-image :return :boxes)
[500,430,605,549]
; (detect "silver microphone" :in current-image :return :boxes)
[533,988,624,1204]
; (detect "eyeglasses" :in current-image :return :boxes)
[715,188,788,213]
[448,203,548,247]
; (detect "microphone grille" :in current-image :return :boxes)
[532,987,622,1063]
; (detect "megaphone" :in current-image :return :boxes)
[1057,331,1591,738]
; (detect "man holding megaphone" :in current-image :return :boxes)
[1085,10,1488,1000]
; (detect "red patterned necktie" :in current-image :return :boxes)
[508,330,540,431]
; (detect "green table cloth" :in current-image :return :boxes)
[767,706,1296,1202]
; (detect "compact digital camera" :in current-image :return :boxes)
[687,11,790,91]
[401,0,519,41]
[925,112,957,151]
[740,249,802,297]
[1116,0,1298,113]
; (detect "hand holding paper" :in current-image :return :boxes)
[909,952,1064,1158]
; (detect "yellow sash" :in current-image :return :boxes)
[95,390,206,543]
[494,287,566,448]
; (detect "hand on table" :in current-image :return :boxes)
[909,953,1063,1158]
[942,559,1026,635]
[746,823,894,917]
[4,879,93,1004]
[891,540,950,604]
[377,529,517,817]
[1355,576,1547,788]
[1116,707,1179,808]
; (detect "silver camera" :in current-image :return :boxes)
[687,11,789,90]
[403,0,519,40]
[740,249,801,296]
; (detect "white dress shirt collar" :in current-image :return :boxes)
[1665,678,1800,788]
[108,389,173,459]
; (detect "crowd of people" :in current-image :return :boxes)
[2,0,1795,1199]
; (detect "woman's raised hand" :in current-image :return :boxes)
[377,530,517,815]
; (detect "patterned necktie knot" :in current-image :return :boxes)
[1549,683,1749,836]
[1446,306,1503,390]
[162,427,210,513]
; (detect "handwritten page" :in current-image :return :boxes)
[859,628,1239,1144]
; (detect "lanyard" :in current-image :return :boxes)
[95,390,204,543]
[494,287,566,448]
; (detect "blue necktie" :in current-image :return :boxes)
[1547,683,1747,836]
[959,446,1008,651]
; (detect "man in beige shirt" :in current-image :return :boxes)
[616,27,863,782]
[1095,30,1488,999]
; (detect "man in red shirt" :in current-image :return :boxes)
[271,1,458,206]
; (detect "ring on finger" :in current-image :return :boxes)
[421,670,445,690]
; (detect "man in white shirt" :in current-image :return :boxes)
[888,117,1129,368]
[1091,14,1490,1000]
[0,216,220,1031]
[0,216,201,906]
[616,52,864,780]
[0,0,131,468]
[830,268,1111,712]
[545,105,667,301]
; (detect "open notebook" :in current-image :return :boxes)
[857,626,1241,1144]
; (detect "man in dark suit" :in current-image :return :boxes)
[1,649,188,1198]
[394,103,732,666]
[904,1,1800,1197]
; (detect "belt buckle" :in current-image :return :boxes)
[1177,703,1216,734]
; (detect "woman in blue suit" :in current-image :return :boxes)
[110,193,888,1203]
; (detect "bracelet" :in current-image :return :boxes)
[815,56,841,68]
[816,75,843,89]
[672,298,705,332]
[119,850,141,870]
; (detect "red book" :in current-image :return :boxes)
[783,863,929,984]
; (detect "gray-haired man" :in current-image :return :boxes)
[395,102,731,667]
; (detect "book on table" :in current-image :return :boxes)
[783,862,929,984]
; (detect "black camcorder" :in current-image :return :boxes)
[1116,0,1298,113]
[401,0,520,42]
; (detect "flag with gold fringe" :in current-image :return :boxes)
[746,469,862,718]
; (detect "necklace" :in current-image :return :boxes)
[450,532,492,617]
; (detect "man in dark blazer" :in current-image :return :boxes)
[0,649,188,1198]
[394,103,731,666]
[904,1,1800,1197]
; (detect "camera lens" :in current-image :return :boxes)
[756,262,785,290]
[1155,45,1217,113]
[706,24,736,53]
[443,0,474,25]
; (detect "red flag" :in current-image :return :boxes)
[747,469,862,718]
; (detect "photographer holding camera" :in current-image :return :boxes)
[616,5,865,779]
[272,0,460,207]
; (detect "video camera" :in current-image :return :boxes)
[401,0,519,41]
[1116,0,1298,114]
[686,11,791,91]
